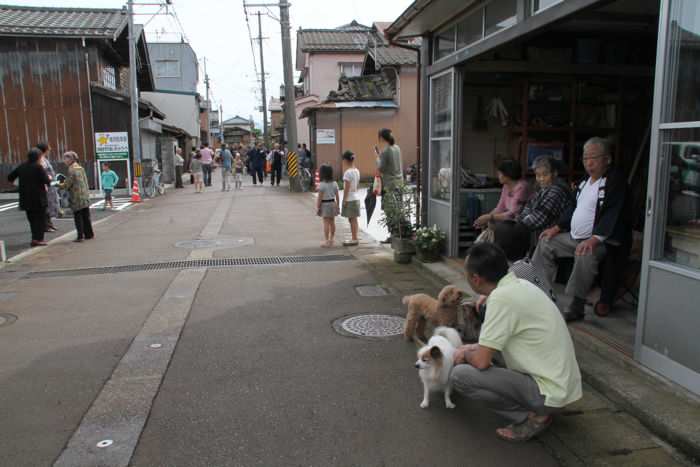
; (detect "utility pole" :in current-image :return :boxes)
[219,103,224,145]
[244,0,300,190]
[279,0,300,191]
[203,57,211,145]
[127,0,141,192]
[256,12,269,147]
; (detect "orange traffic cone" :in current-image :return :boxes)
[130,179,142,203]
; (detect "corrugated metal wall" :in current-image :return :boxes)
[0,38,94,190]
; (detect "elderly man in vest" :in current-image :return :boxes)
[531,137,630,321]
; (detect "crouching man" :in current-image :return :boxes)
[451,243,582,442]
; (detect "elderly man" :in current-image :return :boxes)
[451,243,582,442]
[531,137,630,321]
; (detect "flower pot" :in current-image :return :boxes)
[391,236,416,253]
[416,248,441,263]
[391,236,415,264]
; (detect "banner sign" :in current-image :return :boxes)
[95,132,129,160]
[316,129,336,145]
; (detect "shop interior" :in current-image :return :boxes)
[455,0,663,353]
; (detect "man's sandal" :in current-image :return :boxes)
[496,416,553,442]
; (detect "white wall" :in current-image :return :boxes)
[142,92,200,139]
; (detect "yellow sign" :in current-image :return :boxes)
[134,162,142,177]
[287,152,299,177]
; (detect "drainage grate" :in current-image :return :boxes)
[333,313,405,339]
[25,254,354,279]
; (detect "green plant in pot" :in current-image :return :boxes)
[379,183,416,264]
[414,225,446,263]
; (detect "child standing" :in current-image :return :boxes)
[234,152,244,190]
[316,164,339,248]
[190,152,204,193]
[341,150,361,246]
[100,162,119,210]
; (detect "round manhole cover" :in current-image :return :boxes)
[333,314,405,339]
[0,313,17,327]
[175,237,254,250]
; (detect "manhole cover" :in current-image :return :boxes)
[333,314,405,338]
[354,285,389,297]
[0,313,18,327]
[175,237,254,250]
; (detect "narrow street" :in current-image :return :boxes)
[0,175,560,467]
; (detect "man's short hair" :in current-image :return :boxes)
[584,137,611,157]
[465,243,510,284]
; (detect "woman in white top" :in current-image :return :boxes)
[341,150,361,246]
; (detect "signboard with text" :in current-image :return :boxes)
[316,129,336,145]
[95,132,129,160]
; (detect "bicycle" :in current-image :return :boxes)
[300,167,312,192]
[143,168,165,198]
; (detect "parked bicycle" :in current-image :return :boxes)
[143,167,165,198]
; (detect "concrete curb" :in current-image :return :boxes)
[571,328,700,463]
[411,255,700,464]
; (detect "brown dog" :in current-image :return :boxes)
[403,286,464,342]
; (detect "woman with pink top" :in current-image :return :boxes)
[474,159,529,237]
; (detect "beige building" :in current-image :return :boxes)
[299,24,418,179]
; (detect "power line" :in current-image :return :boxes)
[243,2,260,79]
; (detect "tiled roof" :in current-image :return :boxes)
[297,21,381,53]
[0,4,127,38]
[369,45,417,66]
[223,115,252,125]
[327,72,395,102]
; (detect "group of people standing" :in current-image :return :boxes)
[8,145,95,246]
[316,128,403,247]
[187,141,290,193]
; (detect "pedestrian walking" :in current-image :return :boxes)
[234,152,244,190]
[190,152,204,193]
[375,128,403,243]
[200,143,214,186]
[175,148,185,188]
[341,150,361,246]
[100,162,119,210]
[270,143,284,186]
[316,164,339,248]
[7,148,51,246]
[249,142,265,185]
[61,151,94,242]
[220,144,234,191]
[37,142,59,231]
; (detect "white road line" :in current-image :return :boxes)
[0,202,19,212]
[53,194,234,467]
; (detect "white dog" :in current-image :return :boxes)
[415,326,462,409]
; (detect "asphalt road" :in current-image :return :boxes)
[0,177,560,467]
[0,197,133,259]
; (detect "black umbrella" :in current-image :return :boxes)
[364,189,377,226]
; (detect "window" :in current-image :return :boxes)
[662,0,700,123]
[657,129,700,271]
[531,0,563,14]
[339,63,362,77]
[430,72,453,202]
[485,0,517,37]
[102,66,116,90]
[155,59,180,78]
[457,10,483,50]
[433,26,456,61]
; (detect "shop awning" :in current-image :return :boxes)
[386,0,479,40]
[300,100,397,119]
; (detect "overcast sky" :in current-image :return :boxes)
[12,0,413,126]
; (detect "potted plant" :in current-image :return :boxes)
[414,225,446,263]
[379,184,416,264]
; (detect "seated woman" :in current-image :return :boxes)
[473,159,529,240]
[516,155,573,234]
